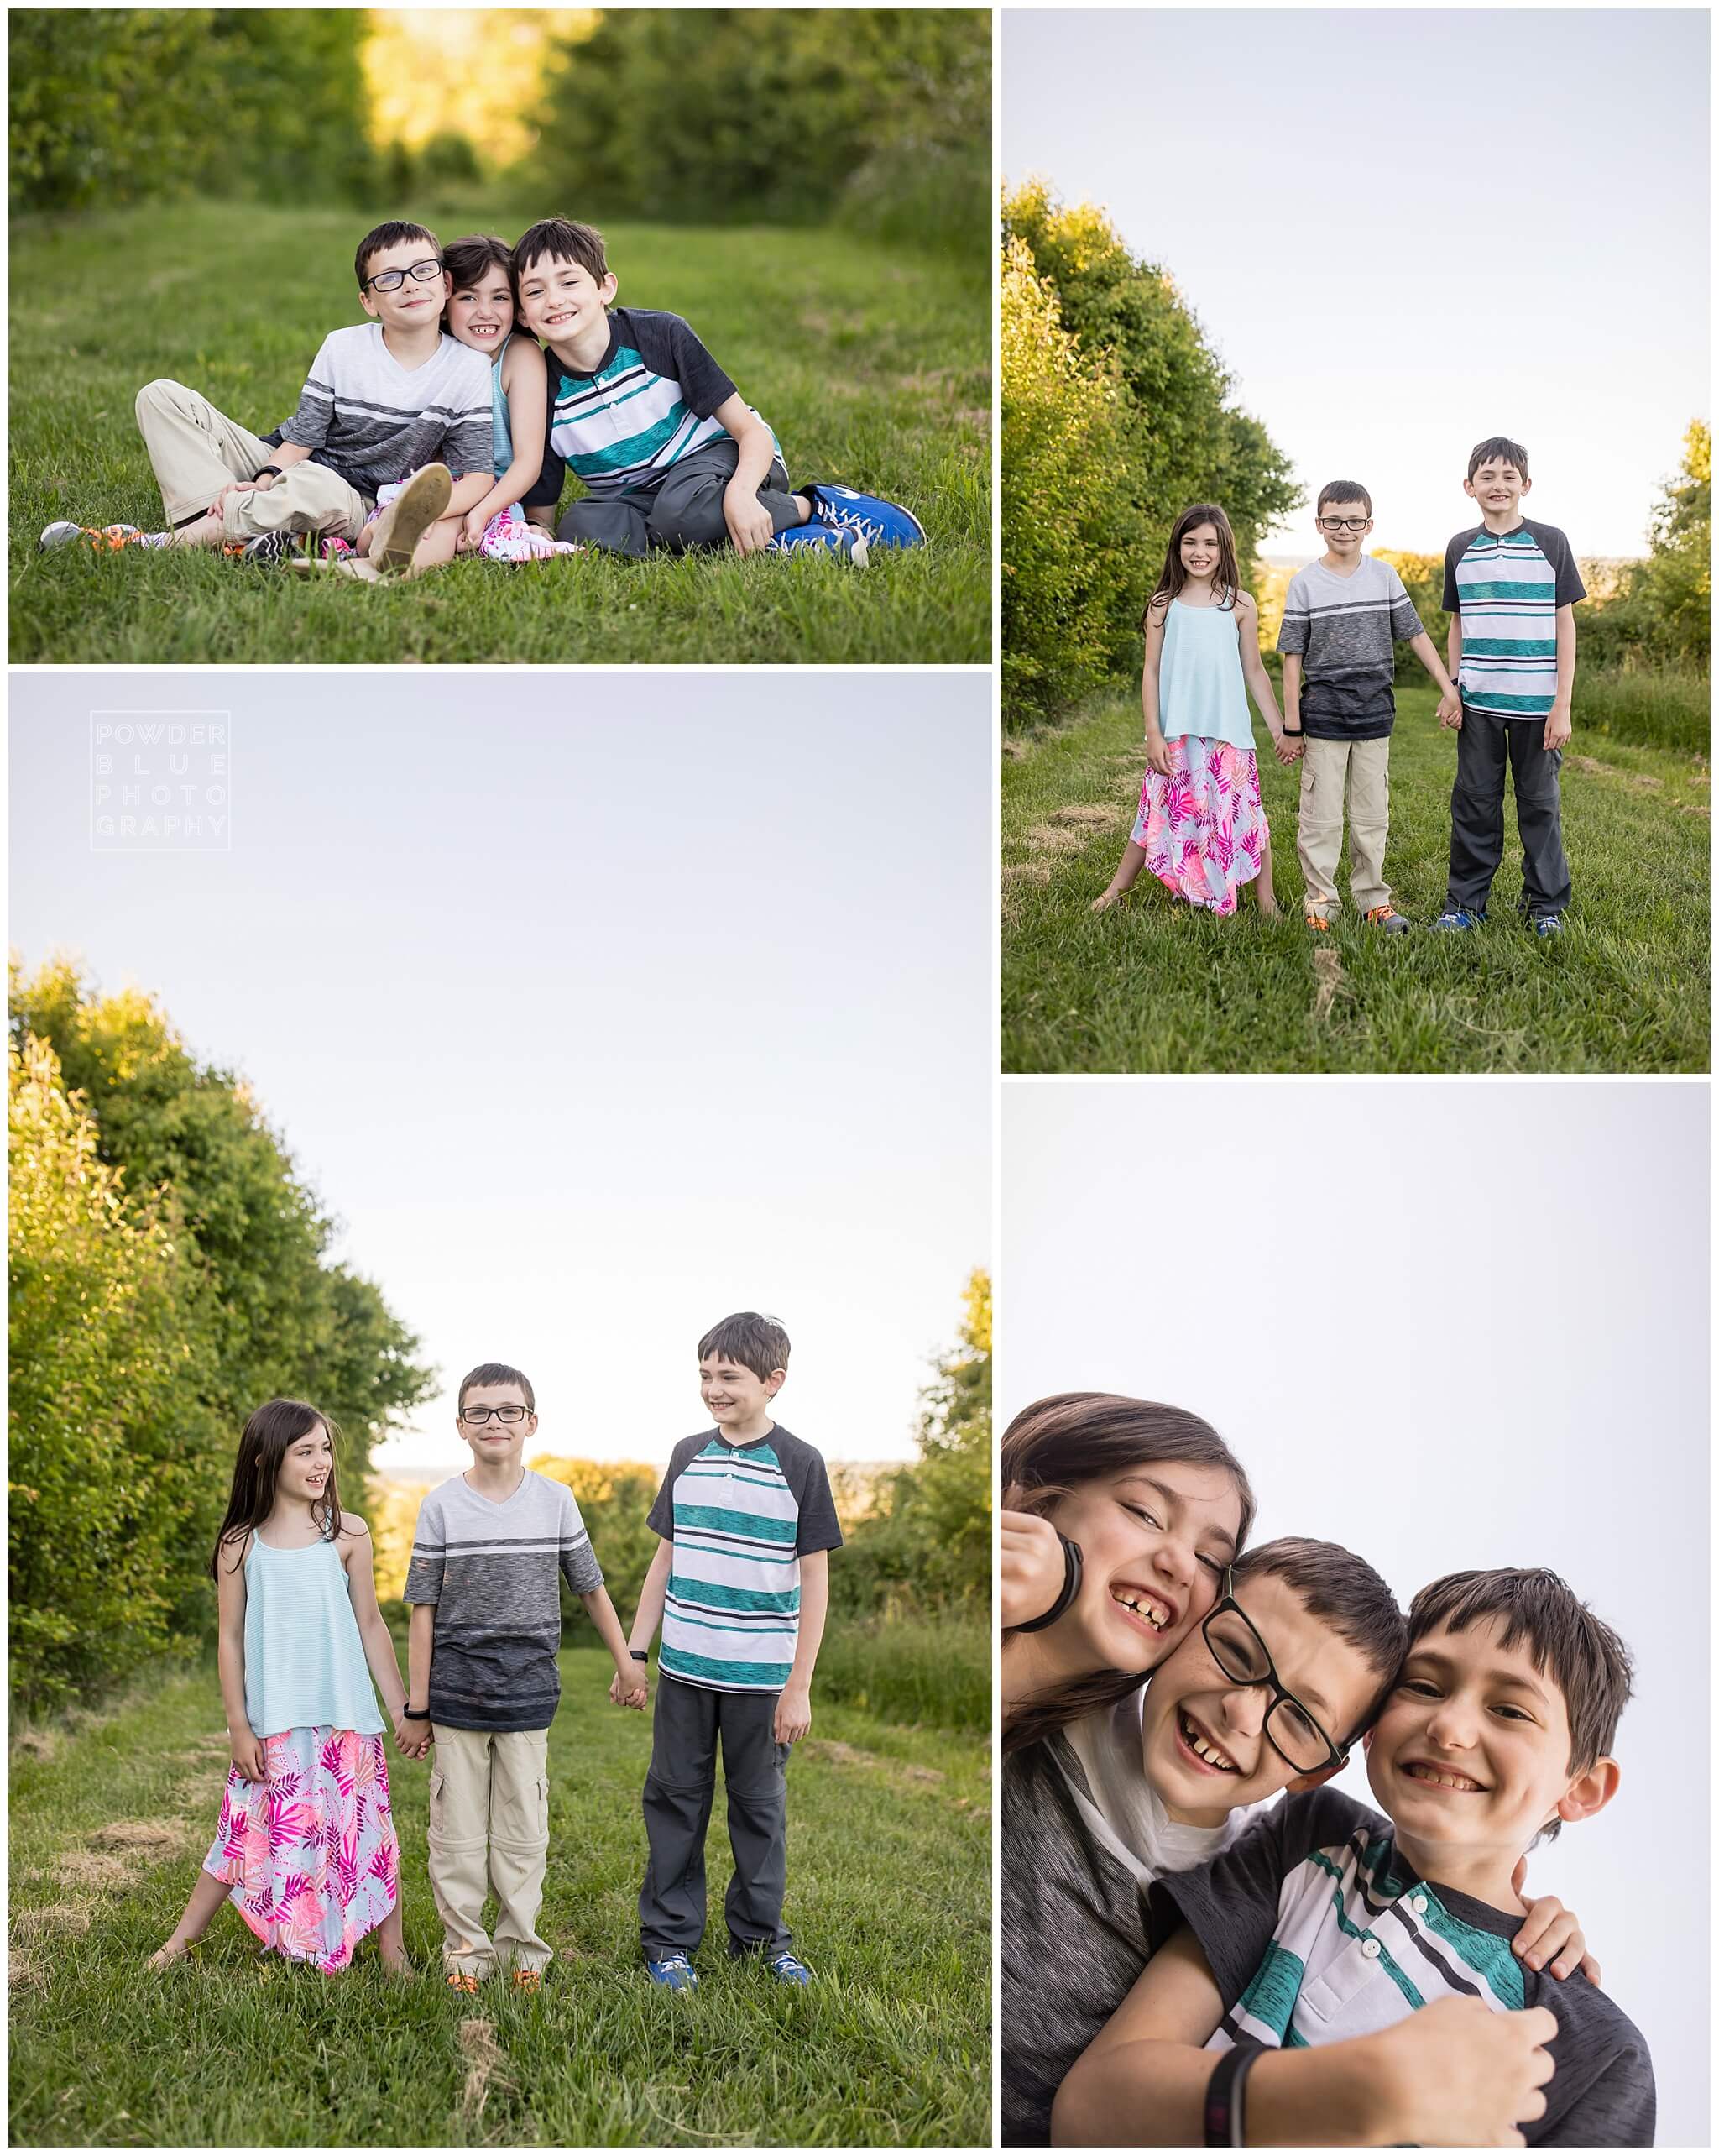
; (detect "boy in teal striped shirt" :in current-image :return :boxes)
[619,1311,842,1988]
[1434,436,1587,938]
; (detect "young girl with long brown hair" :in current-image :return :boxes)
[1092,503,1298,918]
[148,1399,414,1975]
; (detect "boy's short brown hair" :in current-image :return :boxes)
[698,1312,791,1381]
[1407,1567,1633,1776]
[355,220,441,290]
[1316,480,1372,518]
[1467,435,1530,482]
[457,1361,536,1414]
[514,217,609,285]
[1234,1536,1406,1740]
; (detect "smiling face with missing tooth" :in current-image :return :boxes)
[1038,1461,1243,1677]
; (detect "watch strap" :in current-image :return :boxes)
[1204,2043,1259,2147]
[1012,1531,1084,1633]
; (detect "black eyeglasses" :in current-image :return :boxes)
[1200,1570,1347,1774]
[461,1404,530,1426]
[363,258,445,294]
[1317,516,1370,532]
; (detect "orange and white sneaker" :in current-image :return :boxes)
[1305,912,1333,932]
[39,521,156,552]
[511,1969,543,1993]
[445,1970,482,1996]
[1363,905,1411,934]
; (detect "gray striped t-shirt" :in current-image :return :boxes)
[276,323,494,495]
[404,1469,603,1732]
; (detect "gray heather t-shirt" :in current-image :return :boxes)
[1277,554,1424,740]
[276,323,494,495]
[1001,1727,1248,2145]
[1151,1785,1656,2148]
[404,1469,603,1732]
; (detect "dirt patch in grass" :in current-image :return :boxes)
[801,1740,880,1769]
[899,1765,945,1786]
[10,1946,44,1990]
[457,2017,510,2125]
[13,1732,58,1763]
[15,1902,93,1939]
[89,1818,191,1857]
[55,1850,133,1893]
[1310,946,1350,1024]
[1568,755,1663,793]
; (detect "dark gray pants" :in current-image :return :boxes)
[1446,709,1572,919]
[640,1673,792,1959]
[558,437,798,557]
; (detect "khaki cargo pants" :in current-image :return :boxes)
[427,1724,552,1977]
[1297,735,1392,918]
[133,379,370,542]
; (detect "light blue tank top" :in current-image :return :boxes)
[1157,599,1255,751]
[243,1532,384,1739]
[491,332,514,469]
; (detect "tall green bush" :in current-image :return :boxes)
[1001,180,1300,723]
[528,10,990,253]
[10,9,374,211]
[9,1035,225,1705]
[1002,239,1142,721]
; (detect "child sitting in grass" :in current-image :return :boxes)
[512,217,927,565]
[42,221,494,577]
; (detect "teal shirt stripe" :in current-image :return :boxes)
[675,1536,797,1567]
[1463,692,1555,714]
[1458,578,1556,602]
[673,1503,797,1544]
[661,1642,790,1688]
[1235,1943,1305,2042]
[669,1573,800,1614]
[1420,1897,1527,2009]
[1463,638,1559,657]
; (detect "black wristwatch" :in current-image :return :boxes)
[403,1704,432,1720]
[253,463,283,480]
[629,1649,649,1662]
[1204,2043,1260,2145]
[1013,1531,1084,1632]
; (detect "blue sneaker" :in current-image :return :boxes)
[765,1950,813,1986]
[803,482,926,550]
[766,523,867,567]
[1430,907,1487,932]
[645,1952,698,1991]
[1534,913,1564,939]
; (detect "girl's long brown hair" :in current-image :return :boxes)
[1139,502,1241,631]
[211,1398,343,1577]
[1001,1391,1255,1755]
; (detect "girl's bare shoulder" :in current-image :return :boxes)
[505,335,548,385]
[1234,587,1258,614]
[337,1511,373,1545]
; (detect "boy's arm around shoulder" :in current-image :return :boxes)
[1053,1926,1560,2147]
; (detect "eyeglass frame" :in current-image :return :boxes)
[363,257,447,294]
[459,1403,531,1426]
[1316,515,1372,532]
[1199,1568,1349,1774]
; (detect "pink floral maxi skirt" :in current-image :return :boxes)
[202,1726,399,1972]
[1131,735,1266,917]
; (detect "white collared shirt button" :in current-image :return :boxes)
[1361,1937,1382,1959]
[1410,1894,1429,1914]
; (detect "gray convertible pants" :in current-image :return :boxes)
[1446,709,1572,919]
[557,437,799,557]
[639,1672,792,1959]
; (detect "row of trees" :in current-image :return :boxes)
[10,11,374,210]
[9,964,434,1706]
[530,9,991,254]
[1001,181,1300,725]
[11,8,990,254]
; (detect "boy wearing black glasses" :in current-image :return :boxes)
[402,1362,645,1991]
[1277,482,1463,933]
[1053,1567,1653,2148]
[68,222,494,568]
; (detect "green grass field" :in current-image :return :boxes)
[1003,685,1710,1072]
[9,1646,990,2147]
[9,201,989,665]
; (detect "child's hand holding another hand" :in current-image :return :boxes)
[1437,689,1464,729]
[609,1662,649,1710]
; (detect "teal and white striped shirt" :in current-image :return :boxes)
[1443,519,1586,720]
[648,1425,842,1693]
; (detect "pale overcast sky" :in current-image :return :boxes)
[1003,9,1710,556]
[10,676,992,1473]
[1002,1079,1708,2148]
